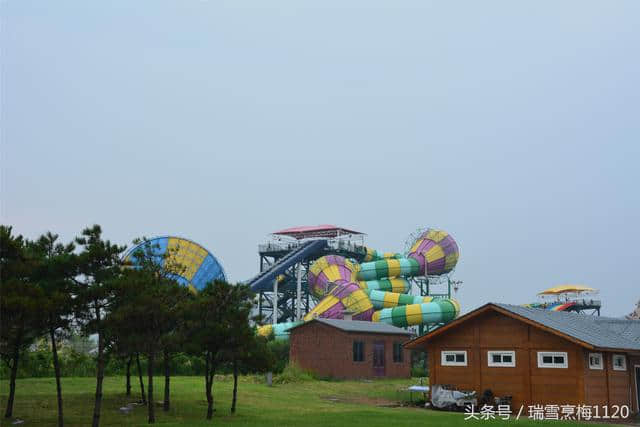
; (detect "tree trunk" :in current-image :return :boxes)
[137,354,146,405]
[163,350,170,412]
[205,352,214,420]
[147,353,155,424]
[91,336,104,427]
[231,357,238,414]
[4,348,19,419]
[125,355,132,396]
[50,327,64,427]
[92,304,105,427]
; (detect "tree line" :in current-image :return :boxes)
[0,225,275,426]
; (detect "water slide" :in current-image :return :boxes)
[522,301,578,311]
[258,229,460,339]
[258,321,304,341]
[123,236,226,293]
[247,239,328,292]
[523,285,599,312]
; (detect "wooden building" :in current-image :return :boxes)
[289,318,412,379]
[405,303,640,415]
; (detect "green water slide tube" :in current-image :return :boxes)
[357,278,411,294]
[372,299,460,327]
[356,258,421,282]
[256,321,303,340]
[365,289,439,310]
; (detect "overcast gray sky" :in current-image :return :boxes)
[2,1,639,316]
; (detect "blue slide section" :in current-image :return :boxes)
[248,240,327,292]
[191,254,225,289]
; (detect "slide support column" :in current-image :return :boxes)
[273,278,278,325]
[296,263,302,321]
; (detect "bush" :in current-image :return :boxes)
[273,363,314,384]
[411,365,428,378]
[0,332,283,379]
[0,349,213,379]
[172,353,207,376]
[62,350,96,377]
[266,339,289,374]
[411,350,428,378]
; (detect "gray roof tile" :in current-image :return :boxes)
[495,303,640,351]
[296,318,412,335]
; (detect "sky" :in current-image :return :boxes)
[2,1,639,317]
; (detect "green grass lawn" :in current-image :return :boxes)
[0,376,615,426]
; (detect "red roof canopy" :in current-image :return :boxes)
[272,224,364,240]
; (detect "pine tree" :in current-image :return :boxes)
[221,284,255,414]
[0,226,44,420]
[107,238,190,423]
[30,232,77,427]
[182,280,247,420]
[74,225,125,427]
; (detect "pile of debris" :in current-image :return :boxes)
[430,385,477,411]
[429,385,512,412]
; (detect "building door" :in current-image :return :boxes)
[373,342,385,377]
[635,366,640,413]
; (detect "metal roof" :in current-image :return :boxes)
[290,318,412,335]
[272,225,364,239]
[494,303,640,351]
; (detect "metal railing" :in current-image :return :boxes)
[258,238,368,255]
[574,298,602,307]
[326,239,367,254]
[258,242,300,253]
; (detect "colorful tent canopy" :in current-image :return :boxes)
[538,285,597,295]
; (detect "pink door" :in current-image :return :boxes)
[373,342,385,377]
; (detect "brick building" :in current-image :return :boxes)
[289,318,412,379]
[405,303,640,415]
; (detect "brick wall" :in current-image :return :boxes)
[289,322,411,379]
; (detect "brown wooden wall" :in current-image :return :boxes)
[289,322,411,379]
[425,310,584,410]
[583,350,608,406]
[607,355,631,409]
[583,351,639,413]
[421,310,640,416]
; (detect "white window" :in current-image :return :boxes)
[588,353,603,370]
[612,354,627,371]
[537,351,568,368]
[441,351,467,366]
[487,351,516,367]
